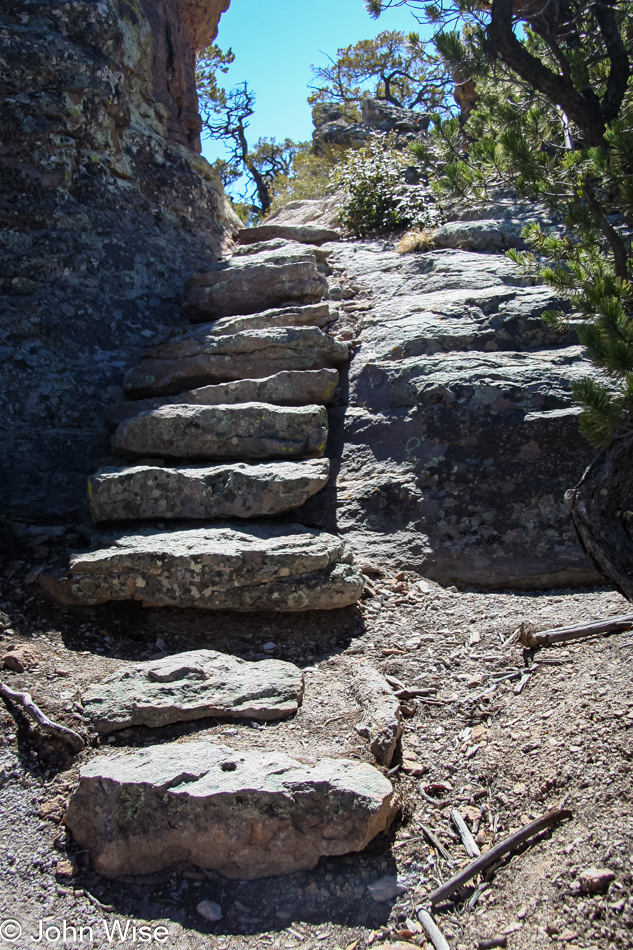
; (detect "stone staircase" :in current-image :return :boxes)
[42,229,365,612]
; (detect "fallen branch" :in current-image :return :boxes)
[0,682,85,753]
[426,808,572,905]
[451,808,480,858]
[417,909,450,950]
[420,824,454,863]
[519,613,633,649]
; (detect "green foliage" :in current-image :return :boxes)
[269,147,337,213]
[309,29,452,115]
[335,134,441,237]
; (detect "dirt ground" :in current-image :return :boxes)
[0,537,632,950]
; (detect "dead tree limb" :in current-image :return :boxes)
[565,436,633,600]
[426,809,572,905]
[0,683,85,753]
[520,613,633,649]
[451,808,480,858]
[417,909,451,950]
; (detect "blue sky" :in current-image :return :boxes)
[201,0,430,164]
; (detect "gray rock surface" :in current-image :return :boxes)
[297,235,599,589]
[82,650,305,733]
[105,369,339,430]
[40,523,365,611]
[184,246,327,319]
[123,328,349,397]
[64,740,397,878]
[88,459,331,521]
[183,301,335,337]
[238,224,341,246]
[111,403,328,462]
[264,195,343,231]
[0,0,239,521]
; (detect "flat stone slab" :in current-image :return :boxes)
[105,369,339,430]
[88,459,331,521]
[123,327,349,398]
[40,523,365,611]
[65,740,396,878]
[83,650,305,733]
[184,247,327,320]
[237,224,341,246]
[183,301,335,338]
[111,403,328,461]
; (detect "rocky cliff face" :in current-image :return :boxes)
[0,0,239,523]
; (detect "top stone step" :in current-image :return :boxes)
[237,224,341,246]
[185,247,327,321]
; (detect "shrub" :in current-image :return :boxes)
[335,133,440,237]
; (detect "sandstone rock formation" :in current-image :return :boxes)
[82,650,305,733]
[88,460,331,522]
[110,403,329,461]
[0,0,239,520]
[65,740,397,878]
[41,524,364,611]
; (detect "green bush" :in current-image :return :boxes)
[335,133,440,237]
[268,147,337,213]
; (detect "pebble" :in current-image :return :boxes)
[262,642,276,652]
[196,899,223,922]
[578,867,616,894]
[368,875,407,902]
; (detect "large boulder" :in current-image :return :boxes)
[184,246,327,320]
[65,740,397,878]
[88,459,331,521]
[111,403,329,461]
[82,650,305,733]
[361,99,430,134]
[40,523,365,610]
[123,327,349,398]
[299,235,600,588]
[105,369,339,430]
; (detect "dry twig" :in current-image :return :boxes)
[0,682,84,752]
[417,909,451,950]
[451,808,480,858]
[427,809,572,905]
[519,613,633,648]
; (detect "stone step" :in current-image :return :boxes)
[177,300,335,339]
[237,223,341,246]
[40,523,365,611]
[123,327,349,398]
[184,246,327,321]
[233,240,332,264]
[111,403,328,462]
[82,649,305,734]
[88,459,331,522]
[105,368,339,430]
[64,739,396,878]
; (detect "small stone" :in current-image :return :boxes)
[3,646,39,672]
[368,876,407,902]
[559,930,579,943]
[578,867,616,894]
[55,857,78,879]
[262,642,276,652]
[197,900,222,922]
[545,923,560,936]
[401,758,428,777]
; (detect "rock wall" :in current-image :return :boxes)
[0,0,239,523]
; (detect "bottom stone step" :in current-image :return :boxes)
[88,459,330,522]
[64,740,396,878]
[40,524,364,611]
